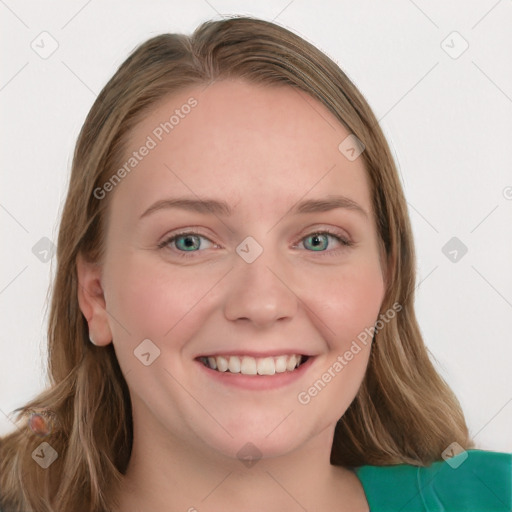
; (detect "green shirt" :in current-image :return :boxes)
[0,449,509,511]
[354,449,512,511]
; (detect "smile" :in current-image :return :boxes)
[197,354,308,375]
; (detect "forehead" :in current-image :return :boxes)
[115,79,372,218]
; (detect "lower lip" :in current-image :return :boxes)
[195,357,315,390]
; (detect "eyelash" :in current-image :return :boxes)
[158,228,353,260]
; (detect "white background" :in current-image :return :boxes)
[1,0,511,451]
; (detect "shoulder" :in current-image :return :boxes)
[354,449,512,512]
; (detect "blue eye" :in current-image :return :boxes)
[300,232,351,252]
[174,234,202,251]
[160,233,212,252]
[303,233,329,251]
[159,229,352,260]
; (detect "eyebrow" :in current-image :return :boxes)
[139,195,368,219]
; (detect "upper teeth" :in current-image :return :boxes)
[200,354,303,375]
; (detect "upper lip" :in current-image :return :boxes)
[195,350,315,358]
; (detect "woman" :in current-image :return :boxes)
[0,16,510,512]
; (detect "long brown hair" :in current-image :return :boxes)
[0,16,473,512]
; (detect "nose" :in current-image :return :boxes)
[223,248,298,328]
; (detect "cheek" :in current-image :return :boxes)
[304,257,385,348]
[294,261,383,423]
[103,254,222,349]
[105,246,384,344]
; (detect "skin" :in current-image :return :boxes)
[77,79,387,512]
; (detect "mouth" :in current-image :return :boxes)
[197,354,309,376]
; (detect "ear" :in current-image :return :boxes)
[76,253,113,347]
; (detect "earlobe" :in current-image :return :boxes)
[76,253,113,347]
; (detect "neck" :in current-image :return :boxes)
[112,415,367,512]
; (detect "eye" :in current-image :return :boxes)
[158,228,352,260]
[297,230,352,253]
[158,232,215,258]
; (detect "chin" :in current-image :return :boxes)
[192,415,314,464]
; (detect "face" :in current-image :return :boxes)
[80,79,386,462]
